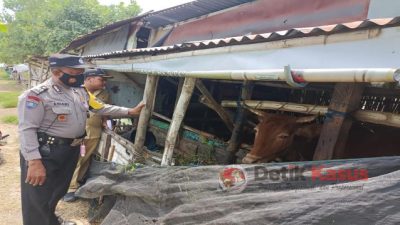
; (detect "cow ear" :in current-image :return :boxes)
[295,124,321,139]
[295,115,317,124]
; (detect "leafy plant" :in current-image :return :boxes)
[124,162,143,173]
[0,0,142,64]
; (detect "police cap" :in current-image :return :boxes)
[48,54,90,68]
[84,69,113,79]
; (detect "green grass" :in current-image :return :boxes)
[1,115,18,124]
[0,69,10,80]
[0,91,20,108]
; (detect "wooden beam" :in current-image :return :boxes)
[226,81,253,164]
[196,80,234,131]
[161,77,196,166]
[133,75,158,163]
[313,83,365,160]
[222,100,400,128]
[152,112,215,139]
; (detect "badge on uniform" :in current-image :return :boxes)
[26,96,41,109]
[57,114,67,122]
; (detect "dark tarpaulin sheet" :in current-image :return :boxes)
[77,157,400,225]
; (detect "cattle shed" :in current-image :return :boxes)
[82,15,400,166]
[29,0,400,167]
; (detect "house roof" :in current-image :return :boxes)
[83,17,400,59]
[61,0,255,52]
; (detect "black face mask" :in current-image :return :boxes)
[59,73,84,87]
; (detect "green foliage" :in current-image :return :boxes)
[0,69,9,79]
[124,162,143,173]
[0,91,20,108]
[0,0,141,64]
[1,115,18,124]
[174,148,217,166]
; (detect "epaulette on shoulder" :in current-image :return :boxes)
[31,85,49,95]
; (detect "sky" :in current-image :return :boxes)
[98,0,193,13]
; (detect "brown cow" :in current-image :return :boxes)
[242,111,400,164]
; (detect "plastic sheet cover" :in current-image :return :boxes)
[77,156,400,225]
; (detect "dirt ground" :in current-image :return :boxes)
[0,84,96,224]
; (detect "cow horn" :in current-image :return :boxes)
[296,115,318,123]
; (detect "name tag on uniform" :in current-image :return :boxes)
[53,102,69,107]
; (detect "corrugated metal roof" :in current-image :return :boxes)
[84,17,400,59]
[143,0,255,28]
[61,0,254,53]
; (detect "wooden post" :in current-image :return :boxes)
[313,83,365,160]
[28,63,33,88]
[226,81,253,164]
[102,134,112,162]
[39,61,44,83]
[161,77,196,166]
[196,80,234,131]
[174,78,184,108]
[133,75,159,163]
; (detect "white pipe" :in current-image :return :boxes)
[98,65,400,83]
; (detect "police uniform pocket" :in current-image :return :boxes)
[52,107,71,122]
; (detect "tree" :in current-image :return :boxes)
[0,0,141,64]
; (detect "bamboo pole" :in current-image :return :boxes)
[91,67,400,83]
[133,75,158,163]
[196,80,234,131]
[161,77,197,166]
[222,100,400,128]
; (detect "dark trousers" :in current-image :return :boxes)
[20,144,80,225]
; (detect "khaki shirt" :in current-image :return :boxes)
[18,78,129,160]
[86,89,110,139]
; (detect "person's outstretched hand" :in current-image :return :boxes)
[128,101,146,116]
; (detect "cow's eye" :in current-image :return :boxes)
[278,133,289,139]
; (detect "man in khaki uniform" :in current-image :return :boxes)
[64,69,112,202]
[18,54,145,225]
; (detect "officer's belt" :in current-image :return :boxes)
[37,132,82,146]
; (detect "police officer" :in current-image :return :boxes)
[18,54,145,225]
[63,68,113,202]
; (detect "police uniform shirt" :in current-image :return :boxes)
[18,78,130,161]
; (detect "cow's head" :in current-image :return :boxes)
[242,109,319,164]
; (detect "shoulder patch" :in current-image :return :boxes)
[31,85,49,95]
[26,95,41,109]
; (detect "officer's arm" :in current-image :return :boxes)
[86,89,144,116]
[18,92,45,160]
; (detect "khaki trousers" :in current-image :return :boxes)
[68,138,100,191]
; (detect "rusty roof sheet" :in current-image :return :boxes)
[61,0,254,53]
[142,0,255,28]
[83,17,400,59]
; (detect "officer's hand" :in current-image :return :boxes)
[26,159,46,186]
[128,101,146,116]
